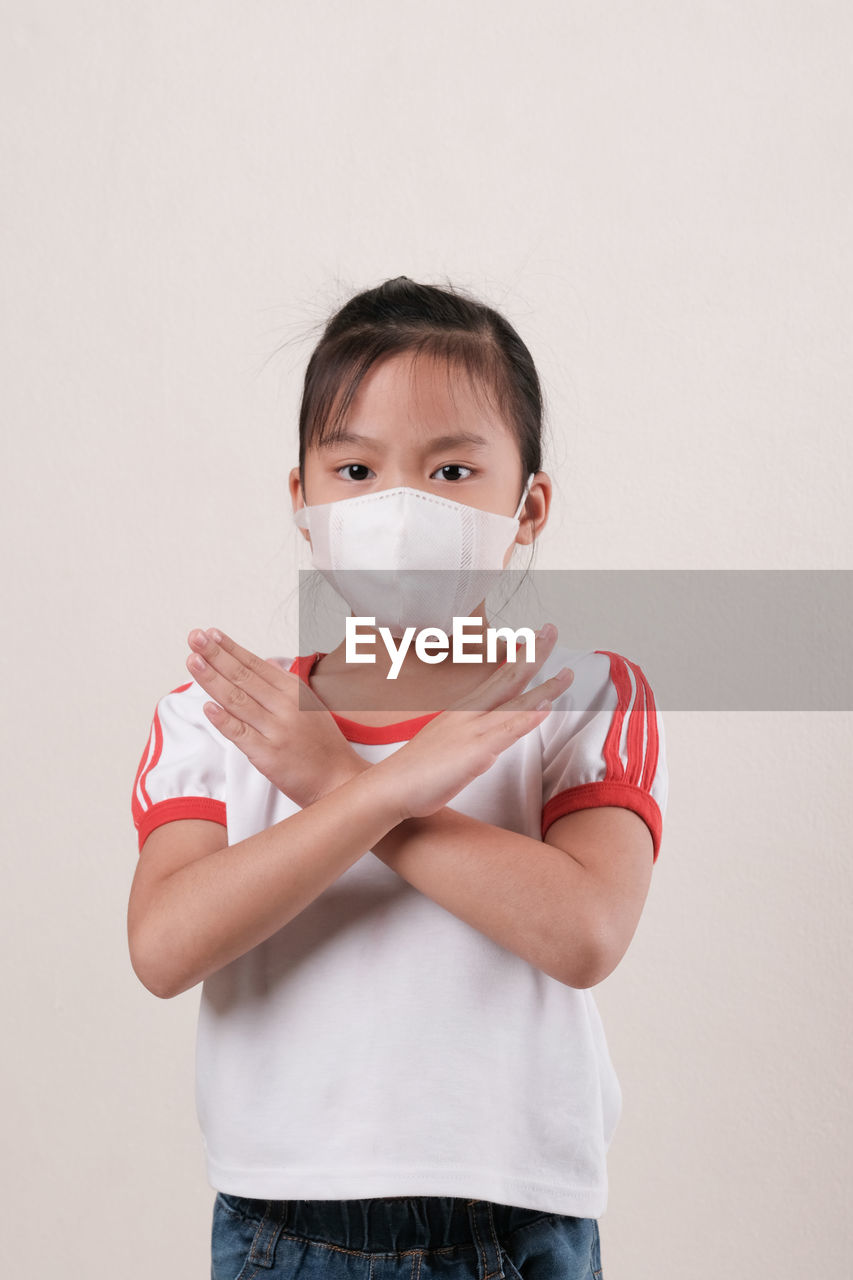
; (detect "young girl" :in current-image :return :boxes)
[129,276,667,1280]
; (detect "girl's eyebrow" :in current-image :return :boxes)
[425,431,491,453]
[319,430,491,453]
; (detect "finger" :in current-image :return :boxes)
[201,698,265,751]
[492,622,561,680]
[203,629,292,692]
[472,667,574,742]
[204,628,332,713]
[187,628,285,717]
[449,623,560,713]
[501,664,575,712]
[485,700,556,748]
[190,628,331,718]
[185,644,273,734]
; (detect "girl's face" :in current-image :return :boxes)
[290,350,548,568]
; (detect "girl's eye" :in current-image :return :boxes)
[336,464,373,481]
[433,464,472,482]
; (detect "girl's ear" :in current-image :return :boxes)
[289,467,312,543]
[522,472,550,543]
[289,466,304,506]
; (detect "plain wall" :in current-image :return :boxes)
[2,2,850,1275]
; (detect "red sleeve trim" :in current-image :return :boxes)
[542,782,662,862]
[135,797,227,852]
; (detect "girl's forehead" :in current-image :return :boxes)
[309,413,518,456]
[332,355,512,435]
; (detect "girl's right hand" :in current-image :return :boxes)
[373,624,573,822]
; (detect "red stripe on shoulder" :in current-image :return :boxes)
[593,650,631,783]
[622,655,647,787]
[131,723,155,828]
[134,682,195,821]
[593,650,659,790]
[138,706,164,809]
[631,662,659,791]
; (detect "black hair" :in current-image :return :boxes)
[297,275,545,518]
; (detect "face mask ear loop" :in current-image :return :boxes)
[512,472,535,522]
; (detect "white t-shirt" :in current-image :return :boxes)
[131,641,668,1218]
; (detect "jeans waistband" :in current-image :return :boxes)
[256,1196,548,1256]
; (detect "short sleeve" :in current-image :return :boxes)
[540,648,668,862]
[131,679,228,853]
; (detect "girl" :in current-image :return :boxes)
[128,276,667,1280]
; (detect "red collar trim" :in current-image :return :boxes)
[287,652,443,744]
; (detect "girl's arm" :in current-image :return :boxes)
[370,800,654,989]
[129,646,568,1000]
[134,626,584,996]
[357,648,664,988]
[128,762,404,1000]
[322,756,651,990]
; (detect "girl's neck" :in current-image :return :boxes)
[308,628,509,720]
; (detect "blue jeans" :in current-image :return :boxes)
[211,1194,603,1279]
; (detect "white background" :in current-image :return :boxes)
[1,2,850,1275]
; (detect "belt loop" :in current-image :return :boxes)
[246,1199,288,1271]
[466,1200,504,1280]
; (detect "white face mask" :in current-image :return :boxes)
[293,472,535,637]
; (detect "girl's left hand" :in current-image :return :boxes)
[185,628,364,809]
